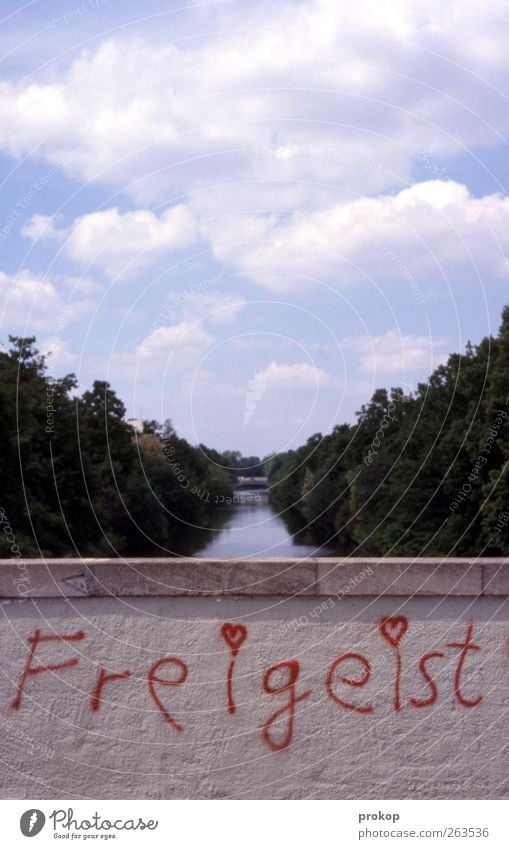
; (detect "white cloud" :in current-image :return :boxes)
[26,205,196,279]
[0,270,91,333]
[41,338,77,372]
[136,321,214,363]
[63,205,197,277]
[192,368,244,399]
[205,180,509,290]
[8,2,509,296]
[32,179,509,295]
[61,275,104,296]
[343,330,450,374]
[101,320,218,431]
[21,213,63,242]
[179,292,246,325]
[255,360,336,389]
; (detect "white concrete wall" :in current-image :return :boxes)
[0,558,508,799]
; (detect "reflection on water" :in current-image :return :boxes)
[188,491,333,558]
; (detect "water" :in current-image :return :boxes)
[190,491,333,558]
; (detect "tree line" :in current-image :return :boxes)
[0,337,260,557]
[3,304,509,559]
[267,306,509,556]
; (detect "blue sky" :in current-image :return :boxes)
[1,0,509,456]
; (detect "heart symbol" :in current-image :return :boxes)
[221,623,248,656]
[379,616,408,649]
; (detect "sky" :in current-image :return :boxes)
[1,0,509,456]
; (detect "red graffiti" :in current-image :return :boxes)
[261,660,312,752]
[90,666,133,712]
[326,652,374,714]
[221,623,247,656]
[147,657,188,732]
[220,622,248,715]
[11,628,85,710]
[410,652,444,708]
[379,616,409,711]
[447,622,483,708]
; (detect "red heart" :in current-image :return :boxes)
[221,623,248,655]
[379,616,408,649]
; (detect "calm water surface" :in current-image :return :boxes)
[191,492,333,557]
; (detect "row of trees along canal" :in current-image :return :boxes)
[2,305,509,557]
[268,307,509,557]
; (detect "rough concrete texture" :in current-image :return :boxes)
[0,561,508,800]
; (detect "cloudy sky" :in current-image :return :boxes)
[1,0,509,456]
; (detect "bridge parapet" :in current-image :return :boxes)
[235,475,269,490]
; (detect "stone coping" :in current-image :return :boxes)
[1,557,509,598]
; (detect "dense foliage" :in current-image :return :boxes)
[0,337,259,557]
[268,307,509,556]
[3,304,509,559]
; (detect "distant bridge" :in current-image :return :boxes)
[234,476,269,491]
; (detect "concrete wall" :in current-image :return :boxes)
[0,557,508,800]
